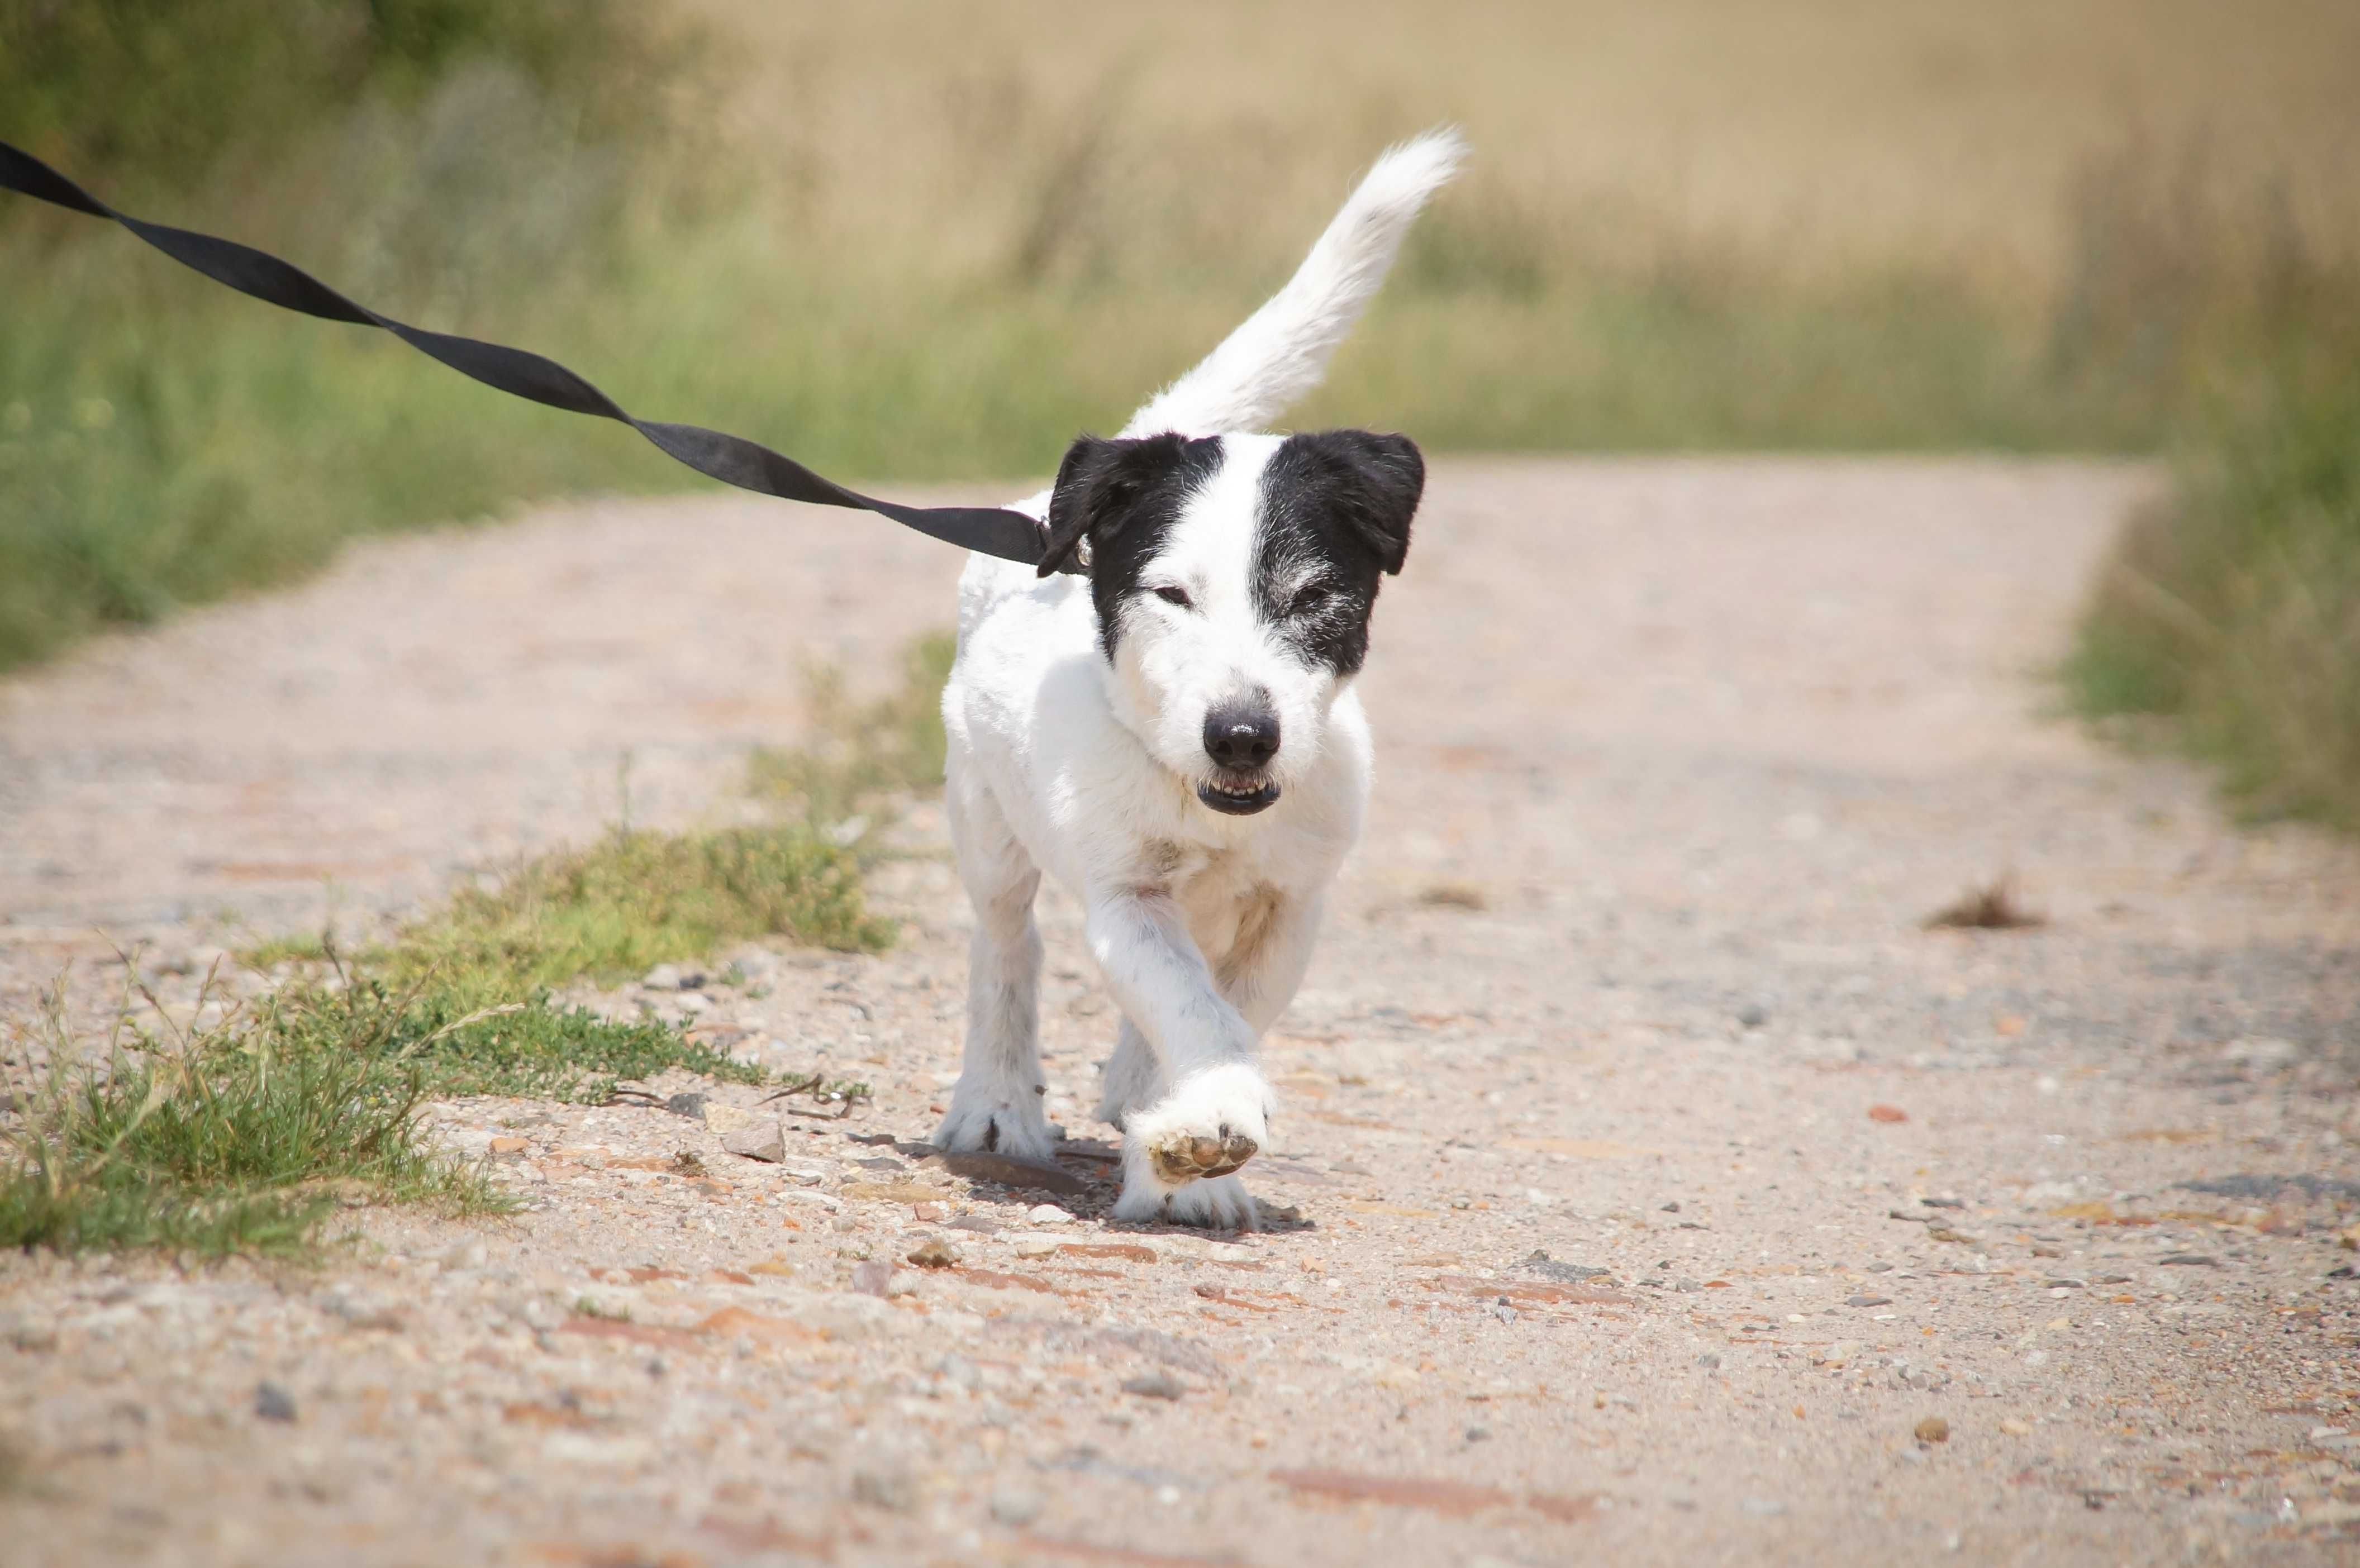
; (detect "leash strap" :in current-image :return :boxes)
[0,139,1067,570]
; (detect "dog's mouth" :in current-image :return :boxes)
[1197,774,1281,816]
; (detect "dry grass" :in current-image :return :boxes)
[682,0,2360,295]
[1924,877,2048,932]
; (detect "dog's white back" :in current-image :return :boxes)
[932,130,1463,1228]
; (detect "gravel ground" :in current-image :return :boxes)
[4,457,2358,1567]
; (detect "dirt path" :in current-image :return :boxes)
[5,458,2358,1567]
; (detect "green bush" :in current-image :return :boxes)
[0,0,673,197]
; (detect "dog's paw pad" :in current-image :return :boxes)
[1150,1125,1258,1184]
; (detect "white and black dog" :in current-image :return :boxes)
[931,130,1464,1229]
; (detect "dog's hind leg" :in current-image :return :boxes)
[931,778,1059,1163]
[1095,1019,1162,1132]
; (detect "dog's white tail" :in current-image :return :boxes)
[1117,127,1465,439]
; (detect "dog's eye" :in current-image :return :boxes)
[1153,585,1193,609]
[1287,584,1331,617]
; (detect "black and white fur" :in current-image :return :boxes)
[932,130,1462,1229]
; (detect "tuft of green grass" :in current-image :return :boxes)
[226,633,951,1110]
[2067,364,2360,831]
[748,631,958,836]
[368,983,764,1104]
[0,968,509,1257]
[240,930,337,969]
[387,823,891,1003]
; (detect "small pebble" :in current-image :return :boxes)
[1121,1372,1186,1401]
[1465,1424,1492,1442]
[850,1466,917,1513]
[664,1092,708,1121]
[1916,1417,1951,1443]
[989,1485,1044,1527]
[1847,1294,1892,1308]
[1522,1251,1610,1284]
[906,1238,959,1270]
[254,1381,297,1423]
[1025,1204,1070,1226]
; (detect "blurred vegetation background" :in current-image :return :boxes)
[2,0,2355,824]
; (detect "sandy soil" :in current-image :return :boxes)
[3,457,2357,1567]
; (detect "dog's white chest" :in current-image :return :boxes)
[1141,838,1279,964]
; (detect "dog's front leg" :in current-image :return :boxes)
[931,776,1058,1162]
[1085,891,1274,1230]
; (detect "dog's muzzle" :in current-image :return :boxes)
[1199,699,1281,814]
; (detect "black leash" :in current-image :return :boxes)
[0,139,1067,571]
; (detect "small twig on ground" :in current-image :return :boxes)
[762,1072,874,1119]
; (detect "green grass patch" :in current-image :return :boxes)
[388,824,891,1003]
[4,635,952,1255]
[337,979,765,1105]
[2066,359,2360,831]
[240,634,946,1102]
[0,969,509,1257]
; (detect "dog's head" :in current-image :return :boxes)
[1037,428,1422,816]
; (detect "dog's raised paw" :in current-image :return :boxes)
[1120,1060,1274,1198]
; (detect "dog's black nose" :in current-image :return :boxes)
[1203,701,1280,770]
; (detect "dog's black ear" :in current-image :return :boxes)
[1286,430,1425,575]
[1036,432,1205,578]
